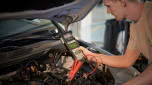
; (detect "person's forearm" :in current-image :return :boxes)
[90,49,139,68]
[93,53,131,68]
[79,46,139,68]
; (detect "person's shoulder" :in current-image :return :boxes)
[144,2,152,12]
[145,2,152,6]
[144,2,152,23]
[139,2,152,24]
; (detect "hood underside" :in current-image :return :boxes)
[0,0,99,23]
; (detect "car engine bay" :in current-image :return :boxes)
[0,20,115,85]
[0,47,115,85]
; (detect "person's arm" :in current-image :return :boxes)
[123,64,152,85]
[79,24,140,68]
[79,46,140,68]
[95,48,139,68]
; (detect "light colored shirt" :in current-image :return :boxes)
[127,2,152,64]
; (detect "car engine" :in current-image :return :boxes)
[0,47,115,85]
[0,20,115,85]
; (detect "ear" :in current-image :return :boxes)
[120,0,127,7]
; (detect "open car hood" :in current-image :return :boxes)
[0,0,99,23]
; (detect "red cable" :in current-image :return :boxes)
[69,54,98,80]
[81,54,98,78]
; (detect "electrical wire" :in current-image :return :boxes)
[81,54,98,78]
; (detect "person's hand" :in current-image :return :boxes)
[77,46,96,61]
[78,46,92,55]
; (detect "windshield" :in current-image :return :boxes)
[0,19,53,38]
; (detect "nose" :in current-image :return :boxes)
[107,8,111,14]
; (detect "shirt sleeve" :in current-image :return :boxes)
[127,24,137,50]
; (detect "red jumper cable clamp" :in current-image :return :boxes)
[69,58,83,81]
[59,32,98,81]
[68,53,98,81]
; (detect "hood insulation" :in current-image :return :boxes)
[0,0,75,13]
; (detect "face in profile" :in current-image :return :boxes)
[104,0,126,21]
